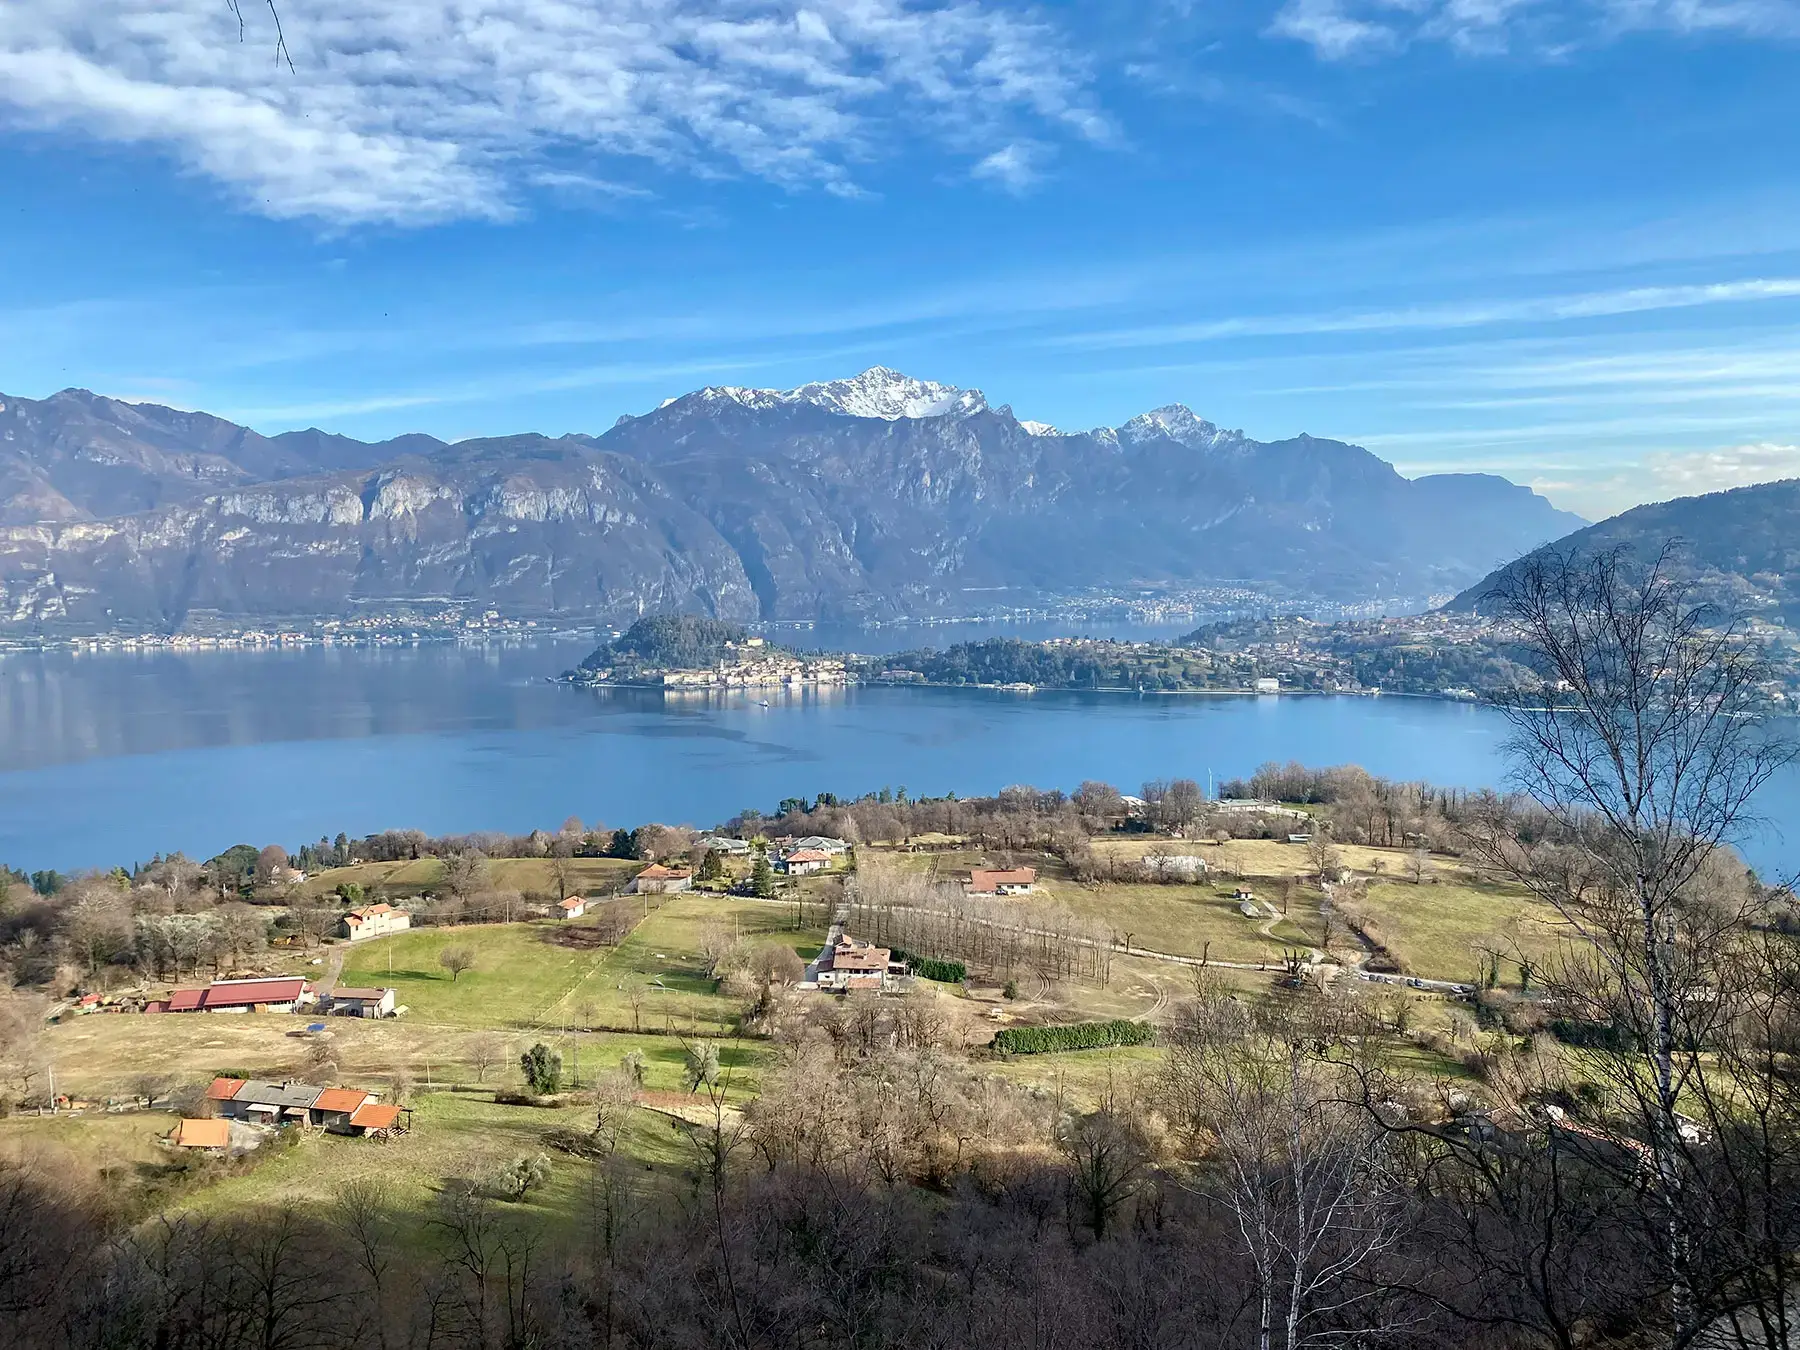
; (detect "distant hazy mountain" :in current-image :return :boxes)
[0,388,439,524]
[0,368,1585,629]
[1448,478,1800,623]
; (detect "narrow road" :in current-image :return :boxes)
[311,945,348,998]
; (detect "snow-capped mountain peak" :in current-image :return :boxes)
[690,367,988,421]
[1118,404,1240,451]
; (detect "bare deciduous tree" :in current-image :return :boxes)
[438,946,476,982]
[1475,543,1796,1342]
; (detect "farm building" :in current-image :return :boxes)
[168,1118,230,1151]
[348,1102,407,1136]
[224,1080,328,1125]
[966,867,1037,897]
[339,904,411,941]
[634,863,692,894]
[310,1087,375,1132]
[164,977,316,1014]
[555,897,587,919]
[330,986,397,1018]
[203,1077,407,1136]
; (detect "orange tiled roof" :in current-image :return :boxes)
[171,1118,230,1149]
[312,1087,371,1114]
[349,1102,402,1130]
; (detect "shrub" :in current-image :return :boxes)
[991,1020,1155,1055]
[493,1152,551,1201]
[520,1042,564,1094]
[892,949,966,983]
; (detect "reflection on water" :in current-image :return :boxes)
[1,640,1794,875]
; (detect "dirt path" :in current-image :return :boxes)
[312,945,349,998]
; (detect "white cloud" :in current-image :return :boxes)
[0,0,1102,224]
[1529,442,1800,518]
[1046,275,1800,349]
[1271,0,1800,58]
[970,140,1048,191]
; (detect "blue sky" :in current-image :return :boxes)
[2,0,1798,519]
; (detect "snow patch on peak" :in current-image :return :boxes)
[688,367,987,421]
[1119,404,1240,451]
[1019,419,1063,437]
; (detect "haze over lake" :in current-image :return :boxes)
[3,634,1795,876]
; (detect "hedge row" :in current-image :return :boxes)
[891,949,967,984]
[991,1019,1155,1055]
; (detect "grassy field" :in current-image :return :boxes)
[0,1076,750,1249]
[1039,880,1322,963]
[985,1044,1167,1109]
[338,898,825,1034]
[1352,880,1569,987]
[1090,837,1469,882]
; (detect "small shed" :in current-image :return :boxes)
[169,1118,230,1151]
[331,987,397,1018]
[348,1101,411,1138]
[556,897,587,919]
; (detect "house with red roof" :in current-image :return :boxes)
[779,848,832,876]
[338,903,411,941]
[634,863,692,894]
[815,935,903,993]
[556,896,587,919]
[966,867,1037,897]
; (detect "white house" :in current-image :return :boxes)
[697,836,752,856]
[789,835,849,855]
[330,987,397,1018]
[556,896,587,919]
[339,904,411,941]
[780,848,832,876]
[634,864,692,894]
[966,867,1037,897]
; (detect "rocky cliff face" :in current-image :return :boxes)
[0,370,1586,628]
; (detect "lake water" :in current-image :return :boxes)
[2,636,1795,875]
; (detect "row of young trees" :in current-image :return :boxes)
[844,858,1116,988]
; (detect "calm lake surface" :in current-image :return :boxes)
[2,636,1796,875]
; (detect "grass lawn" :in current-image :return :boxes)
[0,1108,182,1180]
[1040,880,1318,964]
[176,1084,717,1248]
[1090,837,1468,883]
[985,1044,1166,1109]
[1353,880,1570,987]
[339,897,826,1035]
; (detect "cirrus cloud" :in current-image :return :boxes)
[1271,0,1800,59]
[0,0,1104,224]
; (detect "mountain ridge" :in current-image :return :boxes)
[1448,477,1800,624]
[0,369,1587,630]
